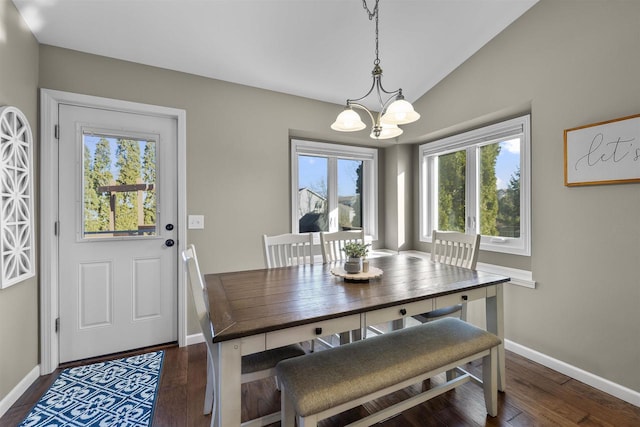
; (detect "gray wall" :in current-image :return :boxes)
[409,0,640,392]
[37,45,388,338]
[384,144,413,252]
[0,1,39,400]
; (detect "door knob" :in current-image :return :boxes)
[165,224,174,231]
[165,239,175,247]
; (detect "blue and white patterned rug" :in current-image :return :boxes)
[19,350,164,427]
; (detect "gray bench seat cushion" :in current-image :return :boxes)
[242,343,306,374]
[276,317,501,416]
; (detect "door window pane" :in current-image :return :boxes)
[297,155,328,233]
[83,134,157,238]
[437,150,466,233]
[337,159,363,231]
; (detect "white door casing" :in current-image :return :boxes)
[58,105,177,363]
[40,89,187,373]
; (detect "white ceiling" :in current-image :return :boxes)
[13,0,538,109]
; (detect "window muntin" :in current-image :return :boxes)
[420,115,530,256]
[292,140,377,238]
[83,133,157,239]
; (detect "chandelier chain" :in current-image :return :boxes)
[362,0,380,65]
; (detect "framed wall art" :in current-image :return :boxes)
[564,114,640,186]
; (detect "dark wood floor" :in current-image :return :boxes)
[2,343,639,426]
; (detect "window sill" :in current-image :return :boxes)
[400,250,536,289]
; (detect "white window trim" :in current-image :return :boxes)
[419,115,531,256]
[291,139,378,240]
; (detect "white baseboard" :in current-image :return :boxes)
[0,365,40,418]
[186,332,205,346]
[505,340,639,407]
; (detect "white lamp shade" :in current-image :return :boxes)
[331,109,366,132]
[381,99,420,125]
[371,123,403,140]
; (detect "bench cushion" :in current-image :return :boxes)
[242,343,306,374]
[276,317,501,416]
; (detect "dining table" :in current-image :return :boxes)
[205,253,510,427]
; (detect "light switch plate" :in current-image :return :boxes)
[188,215,205,229]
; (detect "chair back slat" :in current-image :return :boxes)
[320,230,365,263]
[431,230,480,270]
[263,233,314,268]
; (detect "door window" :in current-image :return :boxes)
[82,132,157,239]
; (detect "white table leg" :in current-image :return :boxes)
[215,339,243,427]
[486,283,505,391]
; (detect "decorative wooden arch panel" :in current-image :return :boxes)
[0,106,35,288]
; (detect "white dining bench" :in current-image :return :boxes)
[276,317,502,427]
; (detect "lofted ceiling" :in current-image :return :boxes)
[13,0,538,110]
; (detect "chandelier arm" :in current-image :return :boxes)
[348,102,377,127]
[346,77,378,105]
[380,92,401,111]
[347,75,401,108]
[377,78,402,96]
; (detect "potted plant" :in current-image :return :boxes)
[342,242,370,273]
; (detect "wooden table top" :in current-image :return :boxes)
[205,254,509,342]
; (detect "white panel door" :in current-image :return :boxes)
[58,104,178,363]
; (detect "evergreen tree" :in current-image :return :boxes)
[438,151,466,232]
[92,138,114,232]
[115,139,141,232]
[497,167,520,237]
[437,145,501,235]
[352,162,363,229]
[142,142,156,227]
[479,144,500,236]
[83,144,100,232]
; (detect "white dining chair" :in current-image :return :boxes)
[318,230,366,345]
[319,229,365,263]
[263,233,318,350]
[182,244,305,426]
[262,233,314,268]
[413,230,481,323]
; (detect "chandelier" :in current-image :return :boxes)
[331,0,420,140]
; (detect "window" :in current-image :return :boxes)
[419,115,531,256]
[291,139,377,239]
[83,132,157,239]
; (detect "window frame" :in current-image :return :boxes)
[419,115,531,256]
[291,139,378,240]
